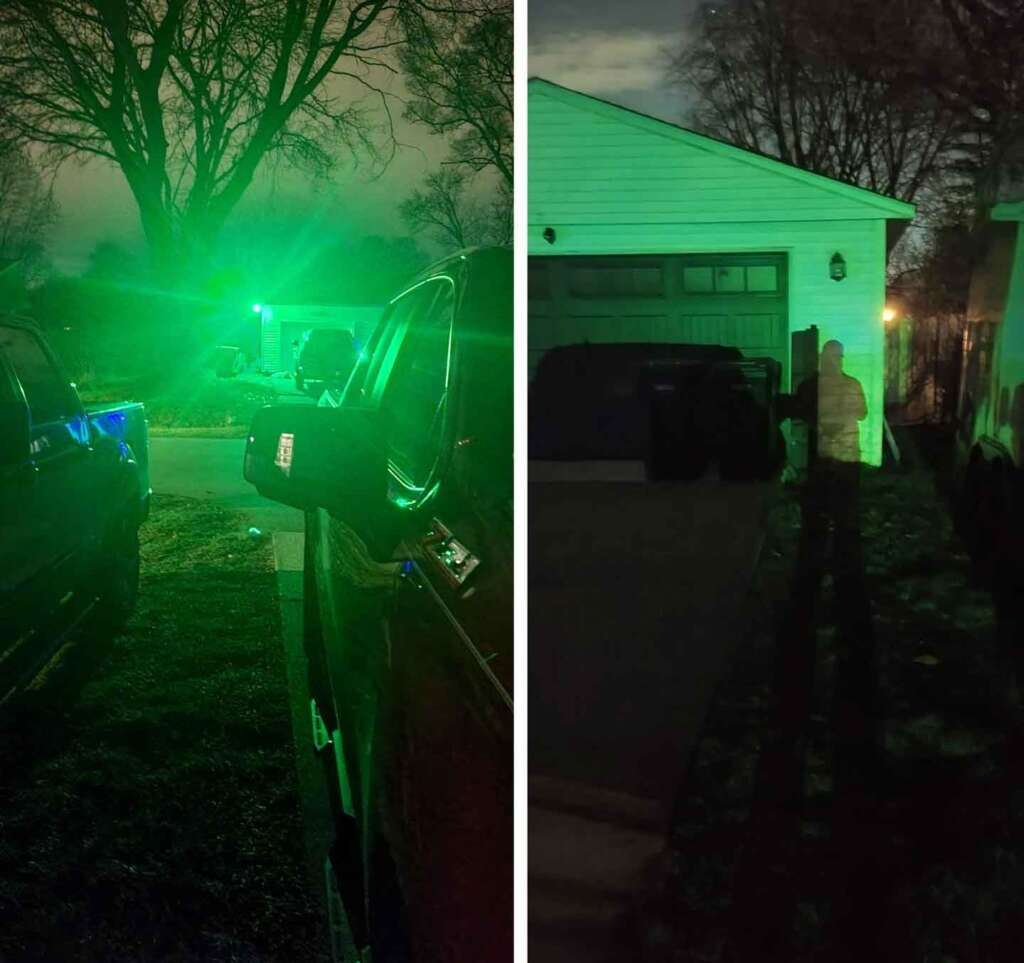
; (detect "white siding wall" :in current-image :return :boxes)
[260,304,383,374]
[530,89,897,224]
[993,222,1024,459]
[528,86,892,466]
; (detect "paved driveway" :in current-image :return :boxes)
[148,436,302,533]
[529,475,772,961]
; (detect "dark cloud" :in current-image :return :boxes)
[529,0,694,40]
[529,0,699,121]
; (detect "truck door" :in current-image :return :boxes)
[0,325,93,625]
[372,277,514,959]
[0,346,39,648]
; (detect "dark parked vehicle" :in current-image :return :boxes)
[295,327,358,397]
[244,248,512,962]
[528,342,784,481]
[0,317,149,702]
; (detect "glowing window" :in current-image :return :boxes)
[275,432,294,476]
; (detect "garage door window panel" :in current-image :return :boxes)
[683,267,714,293]
[682,263,781,295]
[567,258,665,299]
[747,265,779,292]
[714,266,745,292]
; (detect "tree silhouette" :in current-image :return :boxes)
[399,167,509,251]
[0,1,398,282]
[670,0,959,202]
[0,143,58,277]
[398,0,512,187]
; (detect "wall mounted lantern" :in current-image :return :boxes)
[543,227,556,245]
[829,252,846,281]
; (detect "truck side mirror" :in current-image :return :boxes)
[0,401,29,467]
[243,405,387,516]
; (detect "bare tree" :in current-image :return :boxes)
[0,1,399,281]
[922,0,1024,209]
[0,144,58,276]
[669,0,959,202]
[398,0,512,187]
[400,167,508,250]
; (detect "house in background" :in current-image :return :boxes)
[256,302,383,374]
[527,77,915,466]
[958,198,1024,472]
[883,285,964,426]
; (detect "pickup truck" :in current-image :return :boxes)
[0,316,149,702]
[244,247,512,962]
[528,342,781,960]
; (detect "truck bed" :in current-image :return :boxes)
[86,401,150,517]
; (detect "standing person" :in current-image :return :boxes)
[730,340,872,961]
[790,339,880,960]
[792,338,868,617]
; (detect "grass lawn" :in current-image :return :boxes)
[78,371,278,436]
[647,437,1024,961]
[0,495,326,963]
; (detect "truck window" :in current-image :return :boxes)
[379,280,455,491]
[0,326,71,425]
[0,351,18,405]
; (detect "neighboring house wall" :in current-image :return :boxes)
[960,206,1024,468]
[989,216,1024,465]
[259,304,382,373]
[528,80,910,466]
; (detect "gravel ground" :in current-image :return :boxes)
[641,434,1024,962]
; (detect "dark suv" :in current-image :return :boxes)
[244,248,512,962]
[295,328,358,397]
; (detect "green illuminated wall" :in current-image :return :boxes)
[527,79,915,467]
[986,205,1024,465]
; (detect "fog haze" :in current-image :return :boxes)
[43,70,453,274]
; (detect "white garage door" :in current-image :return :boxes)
[528,253,788,382]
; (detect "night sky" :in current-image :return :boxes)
[45,2,700,272]
[46,72,449,274]
[529,0,698,121]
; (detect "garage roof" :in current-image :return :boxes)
[530,78,915,221]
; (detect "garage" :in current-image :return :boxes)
[528,78,915,466]
[529,252,788,376]
[256,302,382,374]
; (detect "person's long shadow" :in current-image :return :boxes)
[727,458,883,962]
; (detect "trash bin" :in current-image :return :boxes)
[214,345,241,378]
